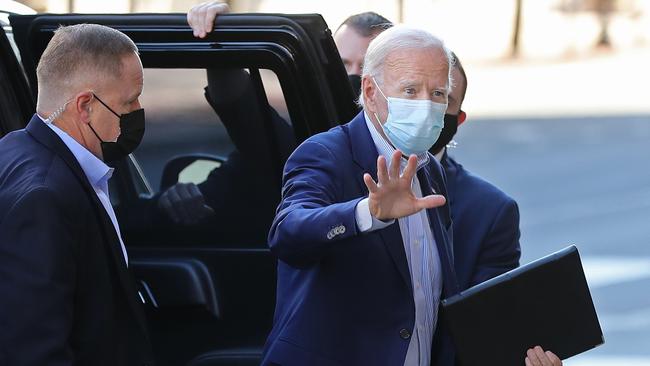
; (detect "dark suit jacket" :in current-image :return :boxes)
[261,112,460,366]
[0,116,153,366]
[441,153,521,290]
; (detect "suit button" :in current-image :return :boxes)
[399,328,411,340]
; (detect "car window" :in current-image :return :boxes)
[114,66,296,248]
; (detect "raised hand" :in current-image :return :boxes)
[187,1,230,38]
[363,150,446,221]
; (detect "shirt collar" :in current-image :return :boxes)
[434,147,445,162]
[363,111,430,171]
[37,114,113,188]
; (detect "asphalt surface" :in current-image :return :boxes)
[451,114,650,365]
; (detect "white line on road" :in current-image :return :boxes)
[582,257,650,289]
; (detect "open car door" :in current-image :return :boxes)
[10,13,357,366]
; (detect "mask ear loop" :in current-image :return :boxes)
[370,76,405,156]
[371,76,390,126]
[371,76,389,101]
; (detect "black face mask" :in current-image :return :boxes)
[89,93,145,165]
[348,74,362,101]
[430,113,459,155]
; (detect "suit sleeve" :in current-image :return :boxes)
[268,140,364,267]
[204,69,296,162]
[0,188,77,366]
[469,199,522,286]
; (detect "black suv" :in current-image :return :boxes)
[0,11,359,366]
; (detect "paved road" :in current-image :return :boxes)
[451,114,650,365]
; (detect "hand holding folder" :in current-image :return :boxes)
[441,246,603,366]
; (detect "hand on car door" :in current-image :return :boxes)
[188,1,230,38]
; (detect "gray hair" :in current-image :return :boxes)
[36,23,138,110]
[360,25,453,106]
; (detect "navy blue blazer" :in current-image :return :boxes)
[441,153,521,290]
[0,116,153,366]
[262,112,460,366]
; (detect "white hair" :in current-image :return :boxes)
[359,25,454,106]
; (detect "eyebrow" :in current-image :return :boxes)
[398,80,417,88]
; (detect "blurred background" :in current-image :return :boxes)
[12,0,650,364]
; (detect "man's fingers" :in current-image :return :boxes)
[416,194,446,210]
[389,150,401,179]
[188,182,204,199]
[535,346,554,366]
[376,156,388,185]
[189,2,207,37]
[187,8,196,36]
[199,3,210,38]
[204,5,215,33]
[159,189,180,223]
[401,154,417,180]
[546,351,561,366]
[176,182,193,200]
[205,3,230,33]
[525,358,533,366]
[363,173,379,193]
[187,184,214,218]
[167,185,193,224]
[527,348,543,366]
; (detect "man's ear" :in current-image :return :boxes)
[361,75,376,111]
[458,110,467,126]
[75,91,94,125]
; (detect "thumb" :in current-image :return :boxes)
[416,194,446,210]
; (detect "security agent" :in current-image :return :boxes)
[0,24,152,366]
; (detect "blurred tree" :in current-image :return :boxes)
[557,0,637,49]
[511,0,523,58]
[593,0,615,47]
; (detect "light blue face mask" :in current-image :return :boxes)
[372,78,447,156]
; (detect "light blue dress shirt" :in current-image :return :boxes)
[355,113,443,366]
[38,115,129,267]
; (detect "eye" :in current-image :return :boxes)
[405,87,416,95]
[433,90,445,97]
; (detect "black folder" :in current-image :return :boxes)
[441,245,604,366]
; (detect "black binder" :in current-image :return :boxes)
[441,245,604,366]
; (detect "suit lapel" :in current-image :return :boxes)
[441,151,458,205]
[347,113,413,290]
[25,116,150,340]
[418,164,460,298]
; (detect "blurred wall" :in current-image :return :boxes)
[16,0,650,62]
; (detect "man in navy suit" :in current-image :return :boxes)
[261,25,453,366]
[429,53,523,290]
[0,24,152,365]
[261,24,560,366]
[428,52,560,366]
